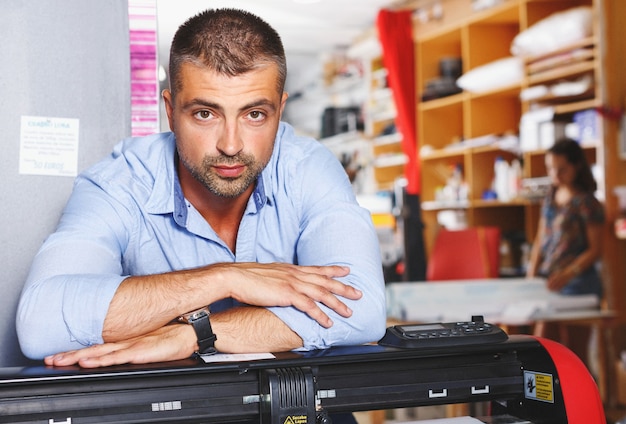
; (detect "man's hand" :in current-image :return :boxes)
[44,324,197,368]
[220,263,362,328]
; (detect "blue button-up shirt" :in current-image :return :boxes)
[17,122,386,359]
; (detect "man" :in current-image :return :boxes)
[17,8,385,369]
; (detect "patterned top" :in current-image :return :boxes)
[539,186,605,277]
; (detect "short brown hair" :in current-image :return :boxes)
[169,8,287,96]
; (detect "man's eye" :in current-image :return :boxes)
[248,110,265,121]
[195,110,213,120]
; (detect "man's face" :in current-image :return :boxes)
[163,62,288,198]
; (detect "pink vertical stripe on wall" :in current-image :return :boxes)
[129,0,159,137]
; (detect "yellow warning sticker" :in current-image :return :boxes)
[524,370,554,403]
[282,415,308,424]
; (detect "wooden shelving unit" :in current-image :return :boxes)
[415,0,525,255]
[411,0,626,277]
[364,55,406,190]
[412,0,626,346]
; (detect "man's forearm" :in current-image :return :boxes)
[103,266,231,342]
[43,305,304,368]
[211,306,303,353]
[104,262,358,344]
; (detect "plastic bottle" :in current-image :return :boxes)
[508,159,522,199]
[494,156,510,201]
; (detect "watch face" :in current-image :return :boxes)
[180,306,216,354]
[187,309,208,321]
[182,307,209,323]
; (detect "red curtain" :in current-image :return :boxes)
[376,9,420,195]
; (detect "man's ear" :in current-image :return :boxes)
[162,89,174,131]
[279,91,289,117]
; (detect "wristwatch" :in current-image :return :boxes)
[178,306,217,355]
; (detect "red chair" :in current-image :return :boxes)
[426,226,501,281]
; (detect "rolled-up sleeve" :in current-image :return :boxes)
[268,144,386,349]
[17,178,130,359]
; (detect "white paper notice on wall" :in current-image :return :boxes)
[19,116,79,177]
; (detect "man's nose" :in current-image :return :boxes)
[216,122,243,156]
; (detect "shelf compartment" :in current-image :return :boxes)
[466,21,520,70]
[523,0,592,29]
[419,100,464,150]
[420,154,468,204]
[416,27,462,100]
[466,92,521,138]
[373,161,406,189]
[468,148,519,202]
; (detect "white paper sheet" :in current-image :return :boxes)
[19,115,79,177]
[200,352,275,363]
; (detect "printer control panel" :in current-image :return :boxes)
[379,315,508,349]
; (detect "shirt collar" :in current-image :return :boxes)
[144,132,178,217]
[144,129,280,223]
[256,122,288,209]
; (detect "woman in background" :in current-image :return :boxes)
[527,137,605,366]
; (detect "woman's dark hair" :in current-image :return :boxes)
[168,8,287,97]
[548,138,597,193]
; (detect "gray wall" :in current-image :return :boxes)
[0,1,131,365]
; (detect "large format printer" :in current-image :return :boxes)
[0,332,604,423]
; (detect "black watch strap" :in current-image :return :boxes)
[188,311,217,355]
